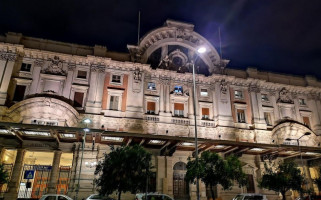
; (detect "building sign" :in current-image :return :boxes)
[34,165,52,171]
[24,170,35,179]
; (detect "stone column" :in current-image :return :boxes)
[156,156,166,193]
[28,59,43,95]
[308,96,321,135]
[249,86,266,129]
[62,63,76,99]
[0,52,17,105]
[85,66,105,114]
[165,85,171,113]
[159,84,164,114]
[47,150,62,193]
[4,148,26,200]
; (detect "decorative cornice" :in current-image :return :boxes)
[0,52,17,61]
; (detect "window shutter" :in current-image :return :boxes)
[174,103,184,110]
[147,102,156,111]
[202,108,209,115]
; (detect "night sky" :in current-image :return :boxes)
[1,0,321,79]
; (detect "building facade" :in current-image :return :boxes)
[0,20,321,200]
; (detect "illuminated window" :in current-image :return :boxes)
[60,134,75,138]
[299,98,306,105]
[24,131,50,136]
[261,94,269,102]
[174,86,183,94]
[264,112,272,126]
[77,70,87,79]
[20,63,32,72]
[202,108,209,120]
[112,75,121,83]
[237,109,246,123]
[200,89,208,96]
[234,90,243,99]
[147,82,156,90]
[147,102,156,114]
[303,116,311,128]
[174,103,184,117]
[109,96,119,110]
[101,136,123,142]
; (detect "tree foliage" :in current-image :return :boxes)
[0,163,9,185]
[186,151,247,199]
[95,145,152,200]
[258,160,304,200]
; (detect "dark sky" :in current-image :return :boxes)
[1,0,321,79]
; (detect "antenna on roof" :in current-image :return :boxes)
[137,11,141,46]
[218,26,223,59]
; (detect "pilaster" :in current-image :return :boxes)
[249,86,266,129]
[0,52,17,105]
[62,63,76,98]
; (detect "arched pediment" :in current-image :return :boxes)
[5,97,79,127]
[128,20,227,75]
[271,120,318,147]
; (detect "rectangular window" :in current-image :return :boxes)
[73,92,84,107]
[202,108,209,119]
[174,86,183,94]
[261,94,269,102]
[109,96,119,110]
[77,70,87,79]
[200,89,208,96]
[13,85,26,101]
[234,90,243,99]
[237,109,246,123]
[112,75,121,83]
[147,82,156,90]
[303,116,311,127]
[20,63,32,72]
[174,103,184,117]
[264,112,272,126]
[147,102,156,114]
[299,98,306,105]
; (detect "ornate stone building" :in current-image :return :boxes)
[0,20,321,200]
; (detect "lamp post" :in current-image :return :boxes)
[285,132,311,194]
[75,118,91,200]
[192,47,206,200]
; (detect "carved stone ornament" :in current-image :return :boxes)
[133,68,142,82]
[0,52,17,61]
[42,56,66,75]
[248,85,260,93]
[277,88,293,104]
[91,65,105,73]
[34,59,44,68]
[220,79,227,94]
[67,63,76,71]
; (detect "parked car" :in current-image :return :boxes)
[135,193,174,200]
[233,194,268,200]
[303,195,321,200]
[86,194,115,200]
[39,194,73,200]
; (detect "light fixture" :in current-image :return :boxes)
[83,118,91,124]
[181,142,194,146]
[214,145,226,149]
[197,47,207,54]
[250,148,265,152]
[148,140,166,145]
[83,128,90,132]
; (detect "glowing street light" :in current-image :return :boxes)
[193,47,206,200]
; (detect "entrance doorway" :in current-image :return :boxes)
[173,162,189,200]
[246,174,255,193]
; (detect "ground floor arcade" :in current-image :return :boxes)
[0,123,321,200]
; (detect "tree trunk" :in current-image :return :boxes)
[281,191,286,200]
[118,190,122,200]
[210,184,215,200]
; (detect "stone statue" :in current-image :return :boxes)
[277,88,293,104]
[158,55,171,69]
[220,79,227,94]
[42,56,66,75]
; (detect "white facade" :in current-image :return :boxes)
[0,20,321,200]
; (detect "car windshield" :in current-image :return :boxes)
[244,196,263,200]
[235,195,244,200]
[142,195,163,200]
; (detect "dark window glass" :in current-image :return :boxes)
[13,85,26,101]
[112,75,121,83]
[77,70,87,79]
[21,63,31,72]
[74,92,84,107]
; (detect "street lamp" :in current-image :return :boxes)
[75,118,91,200]
[192,46,206,200]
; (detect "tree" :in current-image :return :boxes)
[0,163,9,186]
[95,145,152,200]
[313,167,321,194]
[186,151,247,199]
[258,160,304,200]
